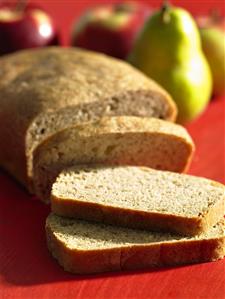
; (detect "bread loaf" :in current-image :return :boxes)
[0,47,176,191]
[51,165,224,236]
[46,213,224,274]
[33,116,194,201]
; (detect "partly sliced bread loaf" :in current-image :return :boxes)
[0,47,176,191]
[46,213,224,274]
[33,116,194,202]
[51,166,224,236]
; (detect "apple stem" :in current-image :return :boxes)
[114,3,134,13]
[14,0,27,12]
[161,0,171,23]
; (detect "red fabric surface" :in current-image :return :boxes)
[1,1,225,299]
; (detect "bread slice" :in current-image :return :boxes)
[51,165,224,236]
[46,213,224,274]
[0,47,176,191]
[33,116,194,202]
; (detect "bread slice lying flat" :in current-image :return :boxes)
[46,213,224,274]
[33,116,194,202]
[0,47,176,191]
[52,166,224,236]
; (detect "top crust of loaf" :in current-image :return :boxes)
[0,47,176,119]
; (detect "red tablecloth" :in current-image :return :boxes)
[1,1,224,299]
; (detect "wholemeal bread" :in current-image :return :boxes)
[0,47,176,191]
[46,213,225,274]
[33,116,194,201]
[51,165,224,236]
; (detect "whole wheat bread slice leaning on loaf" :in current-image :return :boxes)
[46,213,225,274]
[33,116,194,202]
[51,165,224,236]
[0,47,176,191]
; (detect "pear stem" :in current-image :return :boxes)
[161,0,171,23]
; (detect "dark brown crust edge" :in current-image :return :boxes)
[51,194,224,237]
[46,222,225,275]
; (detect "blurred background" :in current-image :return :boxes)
[28,0,225,46]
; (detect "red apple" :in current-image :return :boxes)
[71,2,151,59]
[0,2,59,55]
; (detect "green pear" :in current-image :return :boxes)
[200,27,225,96]
[129,4,212,123]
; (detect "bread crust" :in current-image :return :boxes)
[0,47,176,190]
[46,219,224,275]
[51,192,224,236]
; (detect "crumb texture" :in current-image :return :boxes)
[53,166,225,218]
